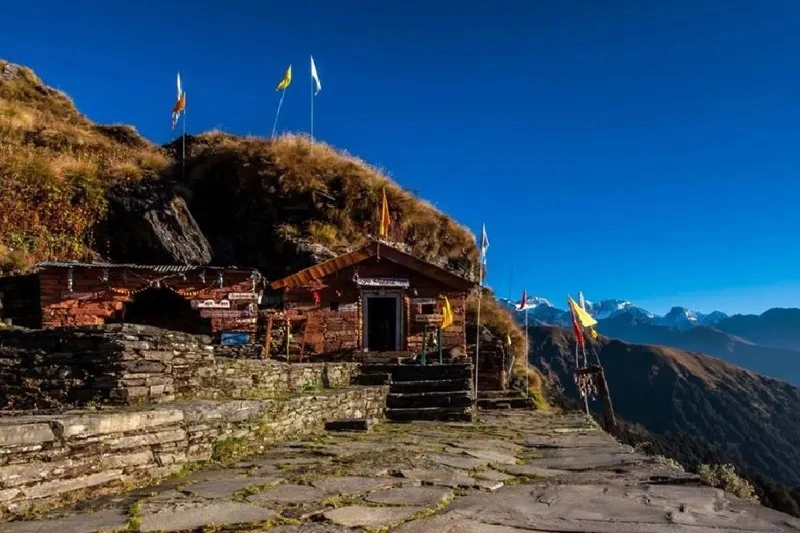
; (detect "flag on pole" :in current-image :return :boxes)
[569,301,586,349]
[441,296,454,329]
[171,73,186,130]
[480,224,489,265]
[276,65,292,91]
[378,186,391,239]
[578,291,586,310]
[310,56,321,95]
[568,296,599,339]
[516,289,537,311]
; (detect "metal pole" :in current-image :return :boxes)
[474,287,481,400]
[181,107,186,181]
[421,324,427,365]
[524,306,529,398]
[438,326,443,364]
[310,71,314,139]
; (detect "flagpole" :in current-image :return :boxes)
[524,305,529,398]
[310,73,314,139]
[272,89,287,139]
[474,268,482,404]
[181,107,186,181]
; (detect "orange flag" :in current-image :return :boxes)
[379,186,391,239]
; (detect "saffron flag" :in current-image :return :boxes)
[310,56,322,95]
[569,302,586,349]
[441,296,454,329]
[276,65,292,91]
[171,72,186,130]
[568,296,599,339]
[379,186,391,239]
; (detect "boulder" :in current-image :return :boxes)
[99,179,212,265]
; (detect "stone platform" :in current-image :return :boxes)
[4,411,799,533]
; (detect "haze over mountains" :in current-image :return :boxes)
[504,297,800,385]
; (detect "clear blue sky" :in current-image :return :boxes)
[4,0,800,315]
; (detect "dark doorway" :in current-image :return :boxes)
[122,288,210,335]
[366,296,398,351]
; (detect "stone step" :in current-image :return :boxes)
[478,390,523,399]
[386,406,475,422]
[389,378,471,394]
[477,397,535,410]
[352,373,392,386]
[387,391,473,409]
[361,364,472,383]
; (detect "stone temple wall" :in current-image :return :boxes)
[0,324,363,409]
[0,387,388,517]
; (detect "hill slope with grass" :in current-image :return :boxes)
[528,325,800,487]
[0,59,535,389]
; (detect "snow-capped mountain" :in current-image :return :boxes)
[501,297,728,330]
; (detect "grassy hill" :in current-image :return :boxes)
[528,324,800,487]
[0,59,534,387]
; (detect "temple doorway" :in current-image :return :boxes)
[363,293,402,351]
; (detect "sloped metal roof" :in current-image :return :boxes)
[35,262,258,274]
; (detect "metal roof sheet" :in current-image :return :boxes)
[35,262,258,274]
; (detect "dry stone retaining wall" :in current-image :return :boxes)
[0,387,387,517]
[0,324,362,409]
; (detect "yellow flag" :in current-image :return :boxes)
[379,186,391,239]
[276,65,292,91]
[506,333,512,346]
[441,296,454,329]
[568,296,597,328]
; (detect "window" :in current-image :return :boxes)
[421,303,436,314]
[329,301,340,311]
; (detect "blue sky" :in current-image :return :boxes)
[4,0,800,315]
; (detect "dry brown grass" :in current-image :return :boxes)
[182,132,480,275]
[0,60,170,271]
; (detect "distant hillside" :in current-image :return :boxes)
[715,308,800,351]
[528,325,800,487]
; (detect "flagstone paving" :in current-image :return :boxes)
[5,410,800,532]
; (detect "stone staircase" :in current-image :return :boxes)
[358,363,475,422]
[477,389,535,410]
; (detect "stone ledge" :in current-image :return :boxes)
[0,386,388,518]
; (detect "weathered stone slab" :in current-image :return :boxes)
[444,484,788,532]
[247,483,332,504]
[325,418,378,431]
[447,439,524,455]
[323,505,423,529]
[0,423,55,447]
[18,470,123,500]
[364,486,452,507]
[393,512,531,532]
[139,500,279,532]
[426,453,486,470]
[497,464,571,478]
[529,452,643,471]
[269,524,353,532]
[55,409,184,439]
[182,475,284,498]
[474,469,514,482]
[311,476,396,495]
[3,508,128,533]
[399,468,476,489]
[461,448,518,465]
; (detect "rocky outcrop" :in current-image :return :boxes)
[99,179,212,265]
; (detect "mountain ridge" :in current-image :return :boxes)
[529,324,800,488]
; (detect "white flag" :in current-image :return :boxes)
[176,72,182,100]
[578,291,586,310]
[310,55,322,95]
[480,224,489,265]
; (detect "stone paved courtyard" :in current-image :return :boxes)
[5,410,799,532]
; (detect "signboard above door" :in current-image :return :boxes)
[191,299,231,309]
[355,277,410,288]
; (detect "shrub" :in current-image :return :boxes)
[697,463,759,502]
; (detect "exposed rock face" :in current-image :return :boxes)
[99,179,212,265]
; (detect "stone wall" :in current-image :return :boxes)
[0,387,388,517]
[0,324,213,410]
[194,359,362,399]
[0,324,363,409]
